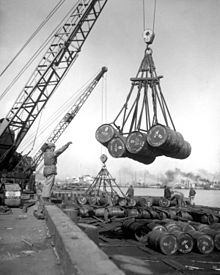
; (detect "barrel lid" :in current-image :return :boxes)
[108,136,126,158]
[95,124,116,143]
[126,131,146,153]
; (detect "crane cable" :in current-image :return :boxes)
[142,0,157,32]
[0,0,79,101]
[0,0,66,78]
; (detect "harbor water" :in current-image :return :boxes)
[119,187,220,208]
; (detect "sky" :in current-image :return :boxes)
[0,0,220,181]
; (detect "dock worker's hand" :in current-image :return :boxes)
[66,141,72,146]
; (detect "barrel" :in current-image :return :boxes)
[164,222,182,233]
[147,124,180,150]
[198,228,220,251]
[94,207,107,218]
[159,197,170,207]
[127,198,137,207]
[187,231,214,254]
[147,231,178,255]
[87,196,97,206]
[177,222,196,233]
[170,141,191,160]
[79,206,94,217]
[108,136,128,158]
[171,230,194,254]
[178,211,193,221]
[148,209,160,219]
[118,197,127,207]
[108,207,125,218]
[140,209,151,219]
[146,222,167,233]
[147,124,191,159]
[127,208,140,218]
[130,153,156,165]
[95,123,117,145]
[126,131,159,158]
[77,196,87,205]
[122,219,148,240]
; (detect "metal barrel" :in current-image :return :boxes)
[118,197,127,207]
[79,206,94,217]
[146,222,167,233]
[87,196,98,206]
[140,209,151,219]
[178,211,193,221]
[94,207,108,218]
[164,222,182,233]
[159,197,170,207]
[187,231,214,254]
[77,196,87,205]
[148,209,160,219]
[171,230,194,254]
[130,153,156,165]
[147,124,191,159]
[147,124,180,150]
[169,140,191,160]
[127,198,137,207]
[95,123,118,145]
[136,197,153,207]
[107,135,128,158]
[177,221,196,233]
[192,223,210,232]
[127,208,140,218]
[147,230,178,255]
[122,219,148,240]
[126,131,160,158]
[108,207,125,218]
[198,228,220,251]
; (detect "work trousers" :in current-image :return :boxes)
[41,174,55,198]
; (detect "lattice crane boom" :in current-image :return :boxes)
[32,66,107,168]
[0,0,108,168]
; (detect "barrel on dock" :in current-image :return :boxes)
[197,227,220,251]
[147,231,178,255]
[108,207,125,218]
[95,124,117,145]
[187,231,214,254]
[171,230,194,254]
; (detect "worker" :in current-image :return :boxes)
[189,185,196,205]
[164,185,172,200]
[171,190,185,208]
[34,141,72,219]
[126,185,134,198]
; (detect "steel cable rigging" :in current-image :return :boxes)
[0,0,80,101]
[95,29,191,165]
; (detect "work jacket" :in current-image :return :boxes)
[43,144,69,177]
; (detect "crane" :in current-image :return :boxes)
[0,0,108,173]
[32,66,107,169]
[0,0,108,204]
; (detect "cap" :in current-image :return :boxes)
[47,142,56,148]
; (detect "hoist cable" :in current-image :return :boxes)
[0,0,78,101]
[0,0,66,78]
[152,0,157,32]
[142,0,146,31]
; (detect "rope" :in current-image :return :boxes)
[0,0,65,78]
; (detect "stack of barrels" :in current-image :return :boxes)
[122,219,220,255]
[95,123,191,165]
